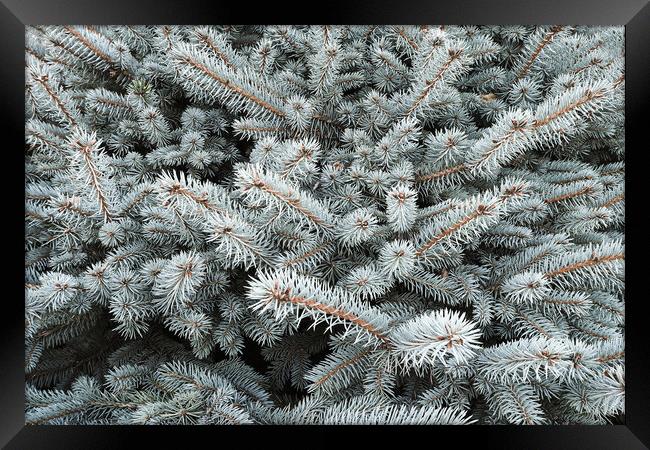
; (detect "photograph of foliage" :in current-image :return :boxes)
[25,25,624,425]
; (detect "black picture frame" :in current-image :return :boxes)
[3,1,648,448]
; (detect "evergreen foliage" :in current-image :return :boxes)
[25,25,624,425]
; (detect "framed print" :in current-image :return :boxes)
[2,0,649,448]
